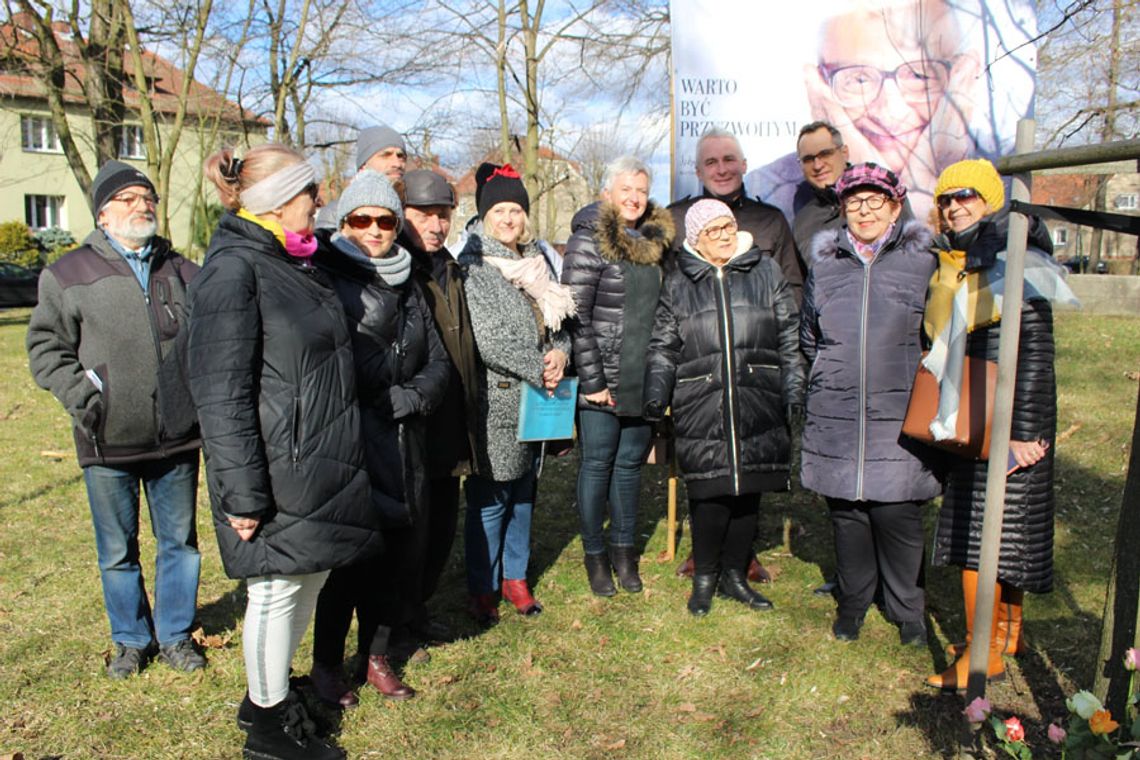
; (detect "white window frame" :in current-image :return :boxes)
[1052,227,1068,247]
[118,125,146,160]
[25,194,65,230]
[20,115,62,153]
[1114,193,1138,211]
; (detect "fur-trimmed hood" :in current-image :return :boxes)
[575,200,675,266]
[809,219,932,265]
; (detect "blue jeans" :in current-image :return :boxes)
[83,451,201,648]
[464,470,537,594]
[576,410,652,555]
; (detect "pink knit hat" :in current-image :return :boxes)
[685,198,734,246]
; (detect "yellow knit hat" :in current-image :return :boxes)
[934,159,1005,211]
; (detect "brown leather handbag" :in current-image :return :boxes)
[901,353,997,460]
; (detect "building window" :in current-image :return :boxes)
[1053,227,1069,247]
[1114,193,1138,211]
[25,195,65,230]
[21,115,62,153]
[119,125,146,160]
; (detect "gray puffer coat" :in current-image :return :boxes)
[459,233,571,481]
[799,220,942,503]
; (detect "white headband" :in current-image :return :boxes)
[239,161,317,215]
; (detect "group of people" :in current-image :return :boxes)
[26,117,1072,760]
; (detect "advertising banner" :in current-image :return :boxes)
[669,0,1039,222]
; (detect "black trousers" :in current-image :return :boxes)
[828,497,926,623]
[690,493,761,576]
[312,548,395,665]
[418,476,461,612]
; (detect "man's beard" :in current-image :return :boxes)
[105,215,158,247]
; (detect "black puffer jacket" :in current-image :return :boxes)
[561,200,672,414]
[316,237,450,528]
[929,215,1057,593]
[799,221,941,503]
[188,212,382,579]
[643,234,806,499]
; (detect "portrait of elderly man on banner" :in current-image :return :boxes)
[669,0,1037,224]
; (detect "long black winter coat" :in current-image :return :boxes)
[561,200,672,414]
[317,239,450,528]
[929,216,1058,593]
[643,235,806,500]
[799,221,942,503]
[188,212,382,579]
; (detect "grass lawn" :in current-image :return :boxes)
[0,308,1136,759]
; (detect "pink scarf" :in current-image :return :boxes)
[484,254,575,331]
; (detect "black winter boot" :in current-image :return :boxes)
[584,553,617,597]
[688,573,718,617]
[610,545,643,593]
[242,691,344,760]
[718,569,774,610]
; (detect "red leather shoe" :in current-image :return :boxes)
[748,556,772,584]
[676,555,695,578]
[365,655,415,700]
[501,579,543,616]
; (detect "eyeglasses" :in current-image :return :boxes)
[344,213,399,231]
[799,146,841,166]
[701,220,738,240]
[818,59,951,107]
[936,188,982,209]
[843,194,890,213]
[110,192,160,207]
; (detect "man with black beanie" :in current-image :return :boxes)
[27,160,205,679]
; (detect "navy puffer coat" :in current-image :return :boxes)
[799,220,942,503]
[930,215,1057,593]
[188,212,382,579]
[643,234,805,499]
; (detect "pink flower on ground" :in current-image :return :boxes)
[1003,716,1026,743]
[1124,648,1139,672]
[963,696,991,724]
[1047,722,1066,744]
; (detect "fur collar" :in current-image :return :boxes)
[810,220,932,265]
[595,201,674,266]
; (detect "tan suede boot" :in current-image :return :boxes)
[926,569,1005,691]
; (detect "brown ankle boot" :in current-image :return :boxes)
[501,579,543,616]
[365,655,415,700]
[676,554,695,578]
[927,569,1005,691]
[309,661,358,709]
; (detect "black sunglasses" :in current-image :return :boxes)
[936,188,981,209]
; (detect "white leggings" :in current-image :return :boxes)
[244,571,330,707]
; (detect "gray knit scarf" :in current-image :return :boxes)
[331,233,411,286]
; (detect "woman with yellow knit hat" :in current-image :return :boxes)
[921,158,1075,691]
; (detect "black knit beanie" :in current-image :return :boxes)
[476,163,529,219]
[91,160,156,216]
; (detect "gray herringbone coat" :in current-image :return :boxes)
[459,233,571,481]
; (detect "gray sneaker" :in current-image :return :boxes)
[158,639,206,672]
[107,643,150,679]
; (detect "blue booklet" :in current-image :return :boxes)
[517,377,578,442]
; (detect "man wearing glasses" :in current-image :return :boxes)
[27,160,204,679]
[792,121,914,262]
[748,0,987,223]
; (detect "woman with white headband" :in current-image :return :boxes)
[189,143,382,760]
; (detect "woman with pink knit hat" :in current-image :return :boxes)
[643,199,805,616]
